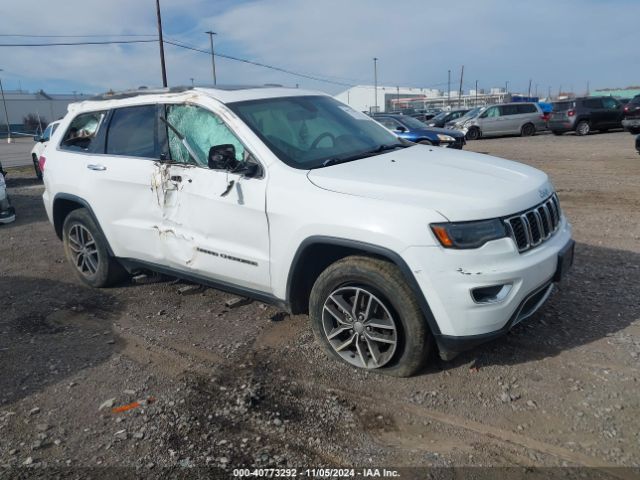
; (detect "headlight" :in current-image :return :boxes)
[430,219,507,249]
[436,134,455,142]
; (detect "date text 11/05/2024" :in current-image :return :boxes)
[232,468,400,477]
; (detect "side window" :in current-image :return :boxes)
[500,105,519,116]
[517,104,537,114]
[601,97,618,109]
[584,98,603,109]
[484,106,500,118]
[377,118,401,130]
[106,105,158,158]
[164,104,245,167]
[42,124,53,142]
[61,111,106,151]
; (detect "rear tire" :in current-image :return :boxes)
[520,123,535,137]
[575,120,591,136]
[466,127,480,141]
[32,154,43,181]
[309,256,432,377]
[62,208,127,288]
[418,139,433,146]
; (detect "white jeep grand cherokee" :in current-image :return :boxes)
[41,86,574,376]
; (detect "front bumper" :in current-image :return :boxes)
[402,217,573,354]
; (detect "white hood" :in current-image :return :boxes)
[306,145,553,221]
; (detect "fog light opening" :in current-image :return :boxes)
[471,284,512,304]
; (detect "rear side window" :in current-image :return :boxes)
[601,97,619,109]
[500,105,519,115]
[583,98,603,109]
[61,111,106,151]
[516,104,537,114]
[553,102,574,111]
[106,105,158,158]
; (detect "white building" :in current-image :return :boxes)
[0,90,89,136]
[334,85,442,113]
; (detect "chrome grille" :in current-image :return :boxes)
[505,194,561,252]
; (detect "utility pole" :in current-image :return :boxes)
[528,79,532,98]
[0,69,10,143]
[586,80,590,96]
[396,86,400,111]
[535,83,538,98]
[505,81,509,93]
[457,65,464,108]
[548,86,551,100]
[155,0,168,87]
[190,78,194,87]
[205,31,217,85]
[447,69,451,107]
[475,79,478,106]
[373,57,378,113]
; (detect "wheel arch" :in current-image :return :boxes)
[286,236,441,335]
[52,193,115,256]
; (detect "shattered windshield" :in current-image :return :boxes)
[227,96,402,169]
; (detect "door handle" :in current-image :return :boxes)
[87,164,107,171]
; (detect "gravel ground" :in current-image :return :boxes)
[0,131,639,478]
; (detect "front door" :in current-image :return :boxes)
[479,106,502,135]
[155,103,271,293]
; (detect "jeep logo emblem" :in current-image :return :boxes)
[538,187,550,199]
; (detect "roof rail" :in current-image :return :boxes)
[89,86,193,101]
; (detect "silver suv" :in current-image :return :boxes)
[463,102,547,140]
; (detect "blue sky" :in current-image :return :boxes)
[0,0,638,96]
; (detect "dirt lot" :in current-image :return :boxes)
[1,131,639,478]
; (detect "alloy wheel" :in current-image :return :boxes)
[322,286,398,369]
[67,224,99,277]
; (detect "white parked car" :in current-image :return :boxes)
[0,163,16,224]
[41,86,574,376]
[31,120,61,179]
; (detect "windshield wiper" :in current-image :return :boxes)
[319,143,406,168]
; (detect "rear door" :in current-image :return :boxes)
[500,104,521,134]
[583,98,605,128]
[600,97,622,128]
[80,104,165,263]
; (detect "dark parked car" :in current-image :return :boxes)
[426,109,470,128]
[373,113,466,149]
[549,97,624,136]
[622,95,640,134]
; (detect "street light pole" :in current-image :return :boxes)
[206,31,217,85]
[373,57,378,113]
[0,70,11,144]
[155,0,168,87]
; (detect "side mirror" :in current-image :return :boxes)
[33,135,41,142]
[395,126,407,132]
[208,144,237,170]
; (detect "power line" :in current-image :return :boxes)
[164,39,354,87]
[0,34,156,38]
[0,39,158,47]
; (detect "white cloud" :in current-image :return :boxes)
[0,0,638,95]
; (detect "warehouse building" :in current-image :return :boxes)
[0,90,88,137]
[334,85,443,113]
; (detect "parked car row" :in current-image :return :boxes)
[373,114,466,149]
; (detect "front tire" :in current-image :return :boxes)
[62,208,127,287]
[309,256,431,377]
[466,127,480,141]
[576,120,591,136]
